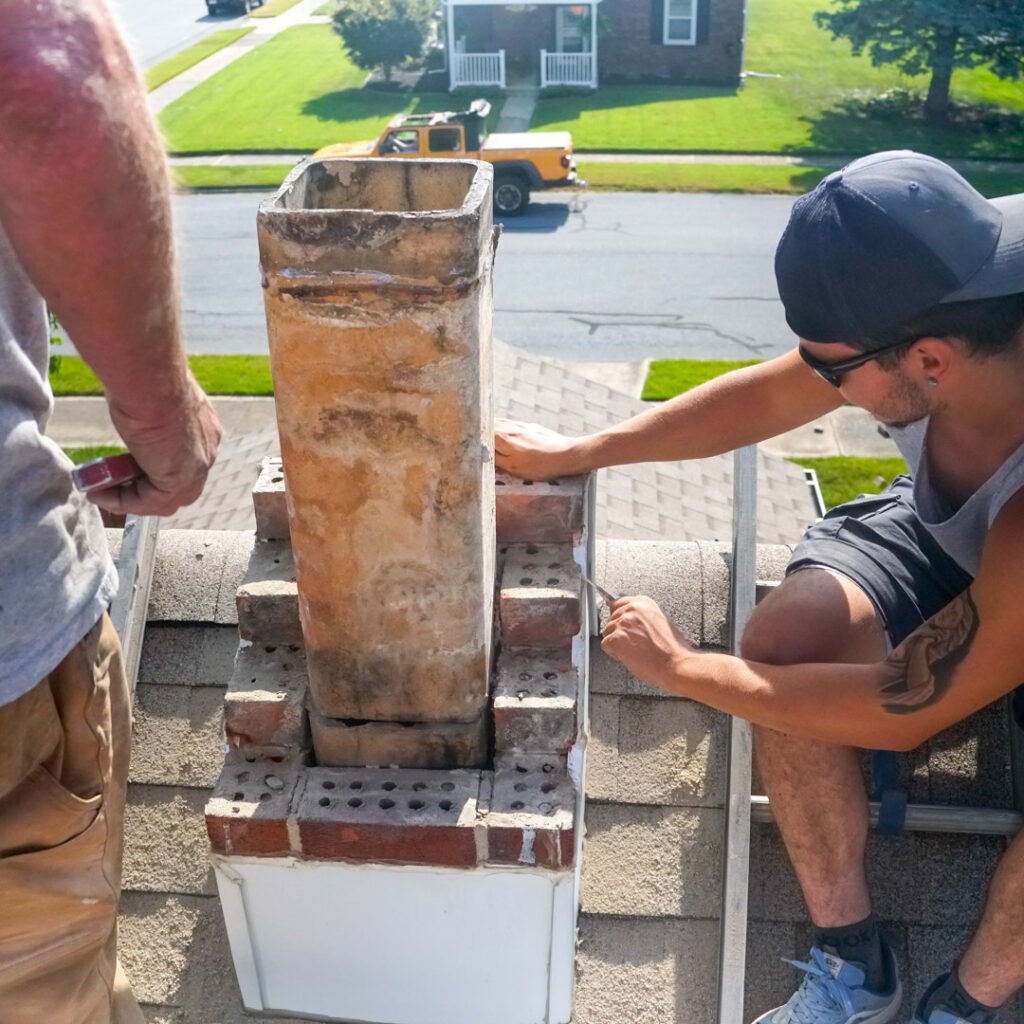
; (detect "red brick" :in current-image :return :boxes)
[253,457,290,542]
[485,757,576,870]
[236,540,301,645]
[495,472,585,544]
[310,706,487,770]
[205,751,303,857]
[499,544,582,649]
[296,768,483,868]
[225,642,309,752]
[492,648,578,756]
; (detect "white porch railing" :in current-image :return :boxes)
[450,49,505,90]
[540,49,596,88]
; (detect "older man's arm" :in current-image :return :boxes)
[0,0,221,515]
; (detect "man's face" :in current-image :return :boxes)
[799,339,932,429]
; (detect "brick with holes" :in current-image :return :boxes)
[205,751,304,857]
[499,544,582,649]
[495,471,586,544]
[309,706,487,769]
[225,642,309,752]
[492,649,578,756]
[236,540,301,645]
[254,457,289,542]
[295,767,484,867]
[485,756,575,869]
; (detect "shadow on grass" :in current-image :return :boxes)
[301,87,415,126]
[792,106,1024,162]
[530,82,740,130]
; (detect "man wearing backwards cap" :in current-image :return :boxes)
[496,150,1024,1024]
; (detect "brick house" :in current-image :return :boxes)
[444,0,746,90]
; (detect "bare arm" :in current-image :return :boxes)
[600,492,1024,751]
[496,349,843,479]
[0,0,221,515]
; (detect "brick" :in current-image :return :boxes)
[253,456,289,542]
[309,705,487,769]
[494,471,586,544]
[236,540,300,645]
[492,648,578,756]
[204,752,303,857]
[485,758,575,869]
[224,642,309,752]
[499,544,582,649]
[295,767,483,868]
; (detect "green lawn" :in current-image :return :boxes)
[642,358,761,399]
[533,0,1024,157]
[51,356,275,396]
[314,0,338,12]
[791,456,908,508]
[160,26,497,153]
[249,0,306,16]
[173,163,293,189]
[145,27,255,91]
[65,445,129,465]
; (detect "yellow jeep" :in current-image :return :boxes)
[313,99,581,216]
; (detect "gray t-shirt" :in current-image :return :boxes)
[890,417,1024,577]
[0,222,117,705]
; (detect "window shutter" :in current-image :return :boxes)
[651,0,665,44]
[696,0,711,43]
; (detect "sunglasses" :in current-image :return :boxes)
[798,337,913,388]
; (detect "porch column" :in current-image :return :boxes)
[447,0,457,90]
[591,1,598,86]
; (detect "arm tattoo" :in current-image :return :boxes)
[877,590,979,715]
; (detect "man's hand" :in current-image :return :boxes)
[495,418,583,480]
[91,374,223,517]
[601,594,693,692]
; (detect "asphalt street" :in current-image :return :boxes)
[109,0,246,68]
[172,190,801,360]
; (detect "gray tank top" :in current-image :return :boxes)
[889,418,1024,577]
[0,222,117,705]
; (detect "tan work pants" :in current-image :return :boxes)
[0,614,144,1024]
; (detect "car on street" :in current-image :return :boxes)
[206,0,264,14]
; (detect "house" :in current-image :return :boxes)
[444,0,746,91]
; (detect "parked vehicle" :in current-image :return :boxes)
[313,99,582,216]
[206,0,264,14]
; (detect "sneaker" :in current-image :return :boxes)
[752,942,902,1024]
[911,973,995,1024]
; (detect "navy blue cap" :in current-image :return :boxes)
[775,150,1024,343]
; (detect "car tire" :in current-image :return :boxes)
[493,174,529,217]
[206,0,219,12]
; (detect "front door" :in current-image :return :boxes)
[556,6,589,53]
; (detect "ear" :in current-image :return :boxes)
[905,336,957,385]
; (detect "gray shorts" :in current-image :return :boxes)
[787,475,973,648]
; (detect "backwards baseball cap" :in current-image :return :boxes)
[775,150,1024,343]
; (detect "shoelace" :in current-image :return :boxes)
[776,948,857,1024]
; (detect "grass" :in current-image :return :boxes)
[576,161,1024,197]
[642,358,761,399]
[65,445,129,464]
[160,25,498,152]
[51,356,275,396]
[791,456,908,508]
[532,0,1024,158]
[145,27,255,91]
[314,0,338,12]
[173,164,292,189]
[249,0,306,16]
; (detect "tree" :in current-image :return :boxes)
[332,0,436,83]
[814,0,1024,123]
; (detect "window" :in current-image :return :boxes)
[380,130,419,154]
[664,0,696,45]
[429,127,462,153]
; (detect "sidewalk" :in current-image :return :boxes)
[50,361,899,460]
